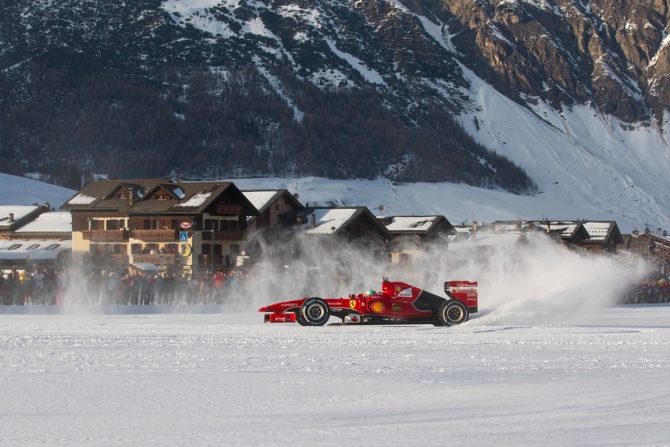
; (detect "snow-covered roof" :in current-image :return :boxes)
[533,224,579,237]
[15,212,71,233]
[0,206,40,228]
[0,239,71,260]
[304,208,358,234]
[173,192,212,208]
[386,216,439,232]
[243,191,280,212]
[67,193,97,205]
[583,222,611,241]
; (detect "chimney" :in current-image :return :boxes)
[44,202,50,210]
[473,221,478,231]
[8,213,14,223]
[310,214,316,229]
[546,219,550,233]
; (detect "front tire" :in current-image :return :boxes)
[437,301,469,326]
[295,312,310,326]
[300,298,330,326]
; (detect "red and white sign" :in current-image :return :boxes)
[179,222,193,229]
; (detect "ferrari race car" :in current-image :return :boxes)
[259,278,478,326]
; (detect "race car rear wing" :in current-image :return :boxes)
[445,280,478,313]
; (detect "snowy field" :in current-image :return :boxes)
[2,306,670,446]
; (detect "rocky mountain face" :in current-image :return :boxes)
[1,0,669,193]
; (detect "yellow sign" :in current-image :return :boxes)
[392,303,401,313]
[370,301,385,313]
[349,300,356,309]
[180,243,192,257]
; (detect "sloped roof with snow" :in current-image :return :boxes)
[304,208,359,234]
[583,222,612,241]
[0,206,41,229]
[386,216,440,233]
[61,180,259,216]
[532,223,580,238]
[243,190,282,212]
[15,212,71,234]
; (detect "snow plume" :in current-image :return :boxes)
[238,232,647,326]
[417,234,649,326]
[54,232,647,325]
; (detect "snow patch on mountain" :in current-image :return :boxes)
[453,62,670,232]
[324,38,387,86]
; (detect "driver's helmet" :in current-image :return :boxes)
[364,289,376,297]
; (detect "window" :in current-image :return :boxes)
[220,220,229,231]
[171,219,178,230]
[116,192,128,200]
[400,253,411,264]
[275,203,282,211]
[26,244,40,250]
[8,244,22,250]
[230,220,238,231]
[90,219,99,230]
[45,244,61,250]
[143,219,151,230]
[154,219,160,230]
[106,220,118,230]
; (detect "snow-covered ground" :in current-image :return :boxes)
[1,306,669,446]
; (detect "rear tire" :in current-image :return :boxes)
[437,301,469,326]
[300,298,330,326]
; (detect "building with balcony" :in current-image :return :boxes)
[60,180,259,272]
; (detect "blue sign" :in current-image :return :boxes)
[179,231,188,242]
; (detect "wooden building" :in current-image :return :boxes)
[60,180,258,272]
[379,215,455,264]
[298,207,393,242]
[581,221,624,253]
[242,190,304,233]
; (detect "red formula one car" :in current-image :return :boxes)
[259,278,478,326]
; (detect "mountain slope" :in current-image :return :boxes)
[1,0,670,229]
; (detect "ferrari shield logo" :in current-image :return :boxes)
[349,300,356,309]
[370,301,385,313]
[392,303,401,313]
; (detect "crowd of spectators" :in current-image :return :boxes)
[0,267,256,306]
[621,279,670,304]
[0,266,69,305]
